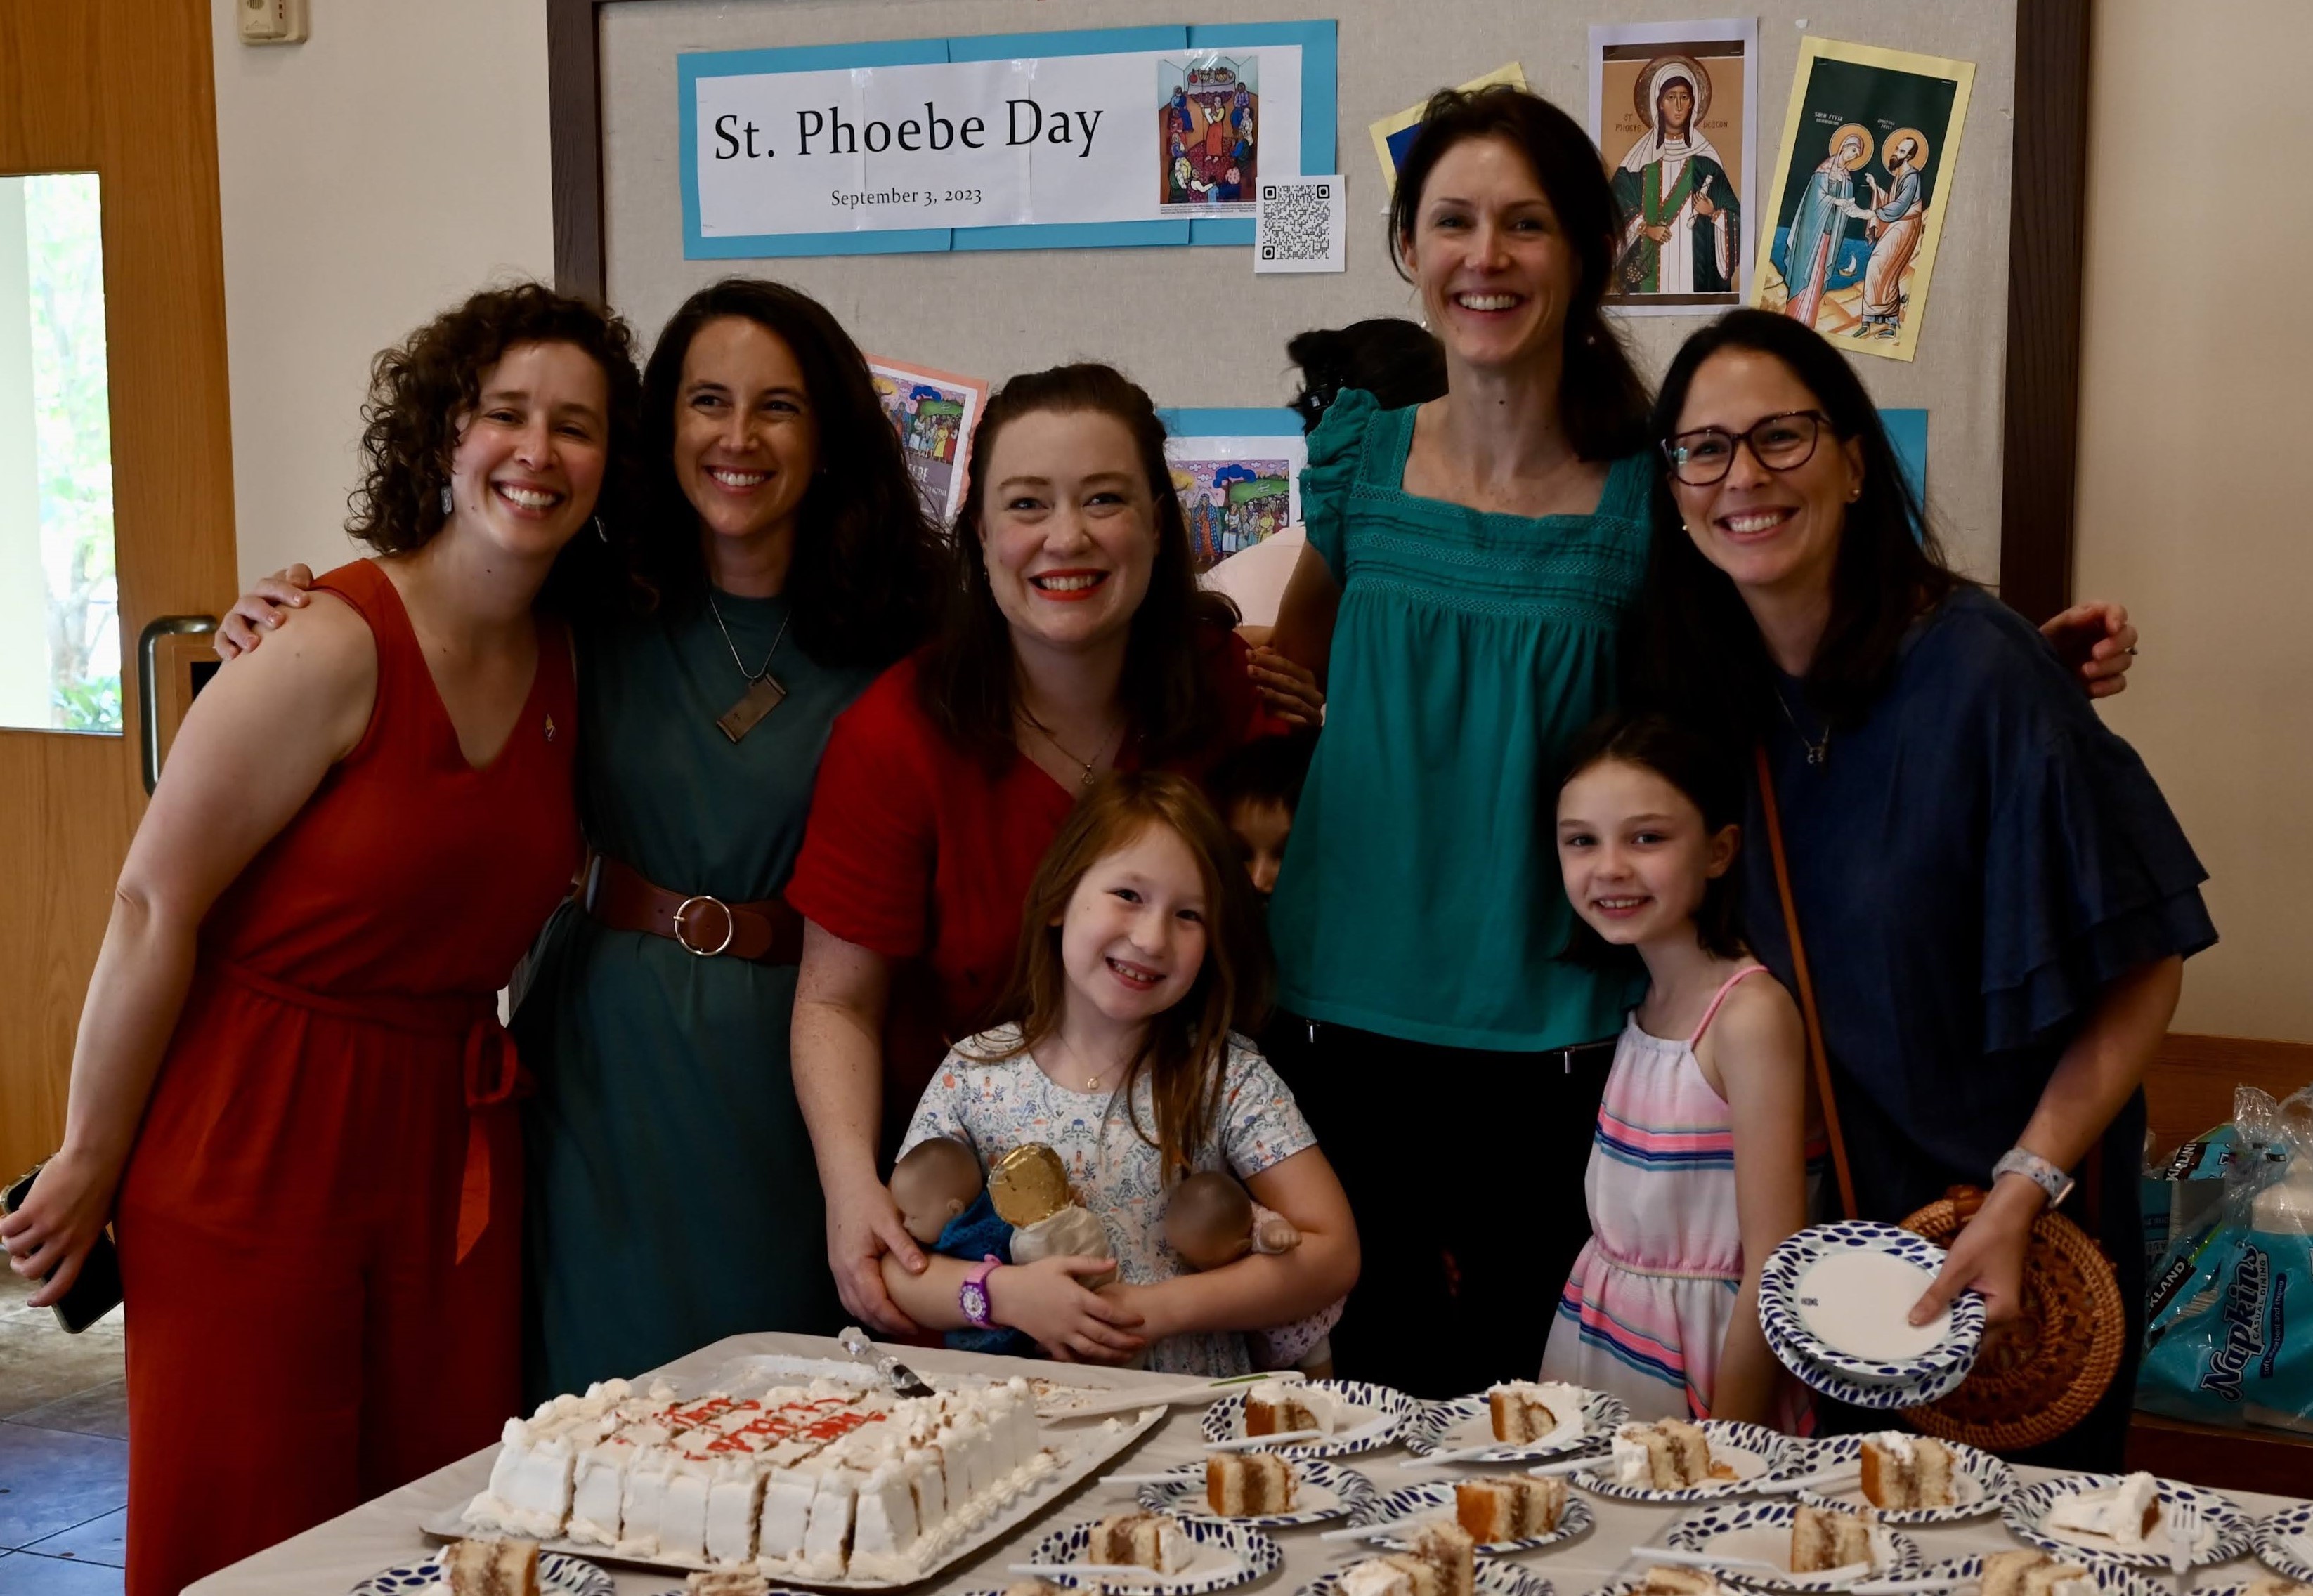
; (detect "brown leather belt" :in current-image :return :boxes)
[581,853,804,964]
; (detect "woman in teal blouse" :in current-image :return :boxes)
[1266,86,1657,1396]
[1264,87,2137,1397]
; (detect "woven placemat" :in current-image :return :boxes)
[1896,1186,2125,1453]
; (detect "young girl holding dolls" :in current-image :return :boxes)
[878,771,1359,1375]
[1539,712,1810,1430]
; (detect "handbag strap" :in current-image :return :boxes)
[1753,743,1861,1222]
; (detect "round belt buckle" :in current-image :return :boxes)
[672,894,736,957]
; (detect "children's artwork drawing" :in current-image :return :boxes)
[866,355,988,528]
[1159,53,1258,212]
[1589,21,1757,313]
[1751,37,1975,362]
[1163,433,1305,575]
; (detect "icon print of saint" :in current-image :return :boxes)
[1780,122,1873,327]
[1853,128,1930,339]
[1611,56,1740,296]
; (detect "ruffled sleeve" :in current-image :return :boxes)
[1976,624,2217,1052]
[1298,386,1381,580]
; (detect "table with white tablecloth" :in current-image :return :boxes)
[184,1335,2299,1596]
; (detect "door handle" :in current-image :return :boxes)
[138,615,217,794]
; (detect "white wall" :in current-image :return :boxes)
[209,0,556,586]
[2073,0,2313,1045]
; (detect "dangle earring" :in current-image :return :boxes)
[440,484,455,515]
[592,515,607,543]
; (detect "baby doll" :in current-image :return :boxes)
[990,1144,1117,1289]
[1163,1170,1343,1376]
[887,1135,1024,1354]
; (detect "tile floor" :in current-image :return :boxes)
[0,1269,127,1596]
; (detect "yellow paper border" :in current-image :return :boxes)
[1749,35,1976,363]
[1369,62,1530,192]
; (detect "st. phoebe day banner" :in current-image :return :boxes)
[678,22,1338,257]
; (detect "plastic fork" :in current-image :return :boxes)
[2169,1493,2201,1594]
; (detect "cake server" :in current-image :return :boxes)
[835,1323,937,1398]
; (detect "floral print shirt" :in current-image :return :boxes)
[899,1026,1319,1375]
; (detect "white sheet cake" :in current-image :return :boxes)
[463,1376,1051,1581]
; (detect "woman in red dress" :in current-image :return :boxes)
[0,284,643,1596]
[786,363,1298,1337]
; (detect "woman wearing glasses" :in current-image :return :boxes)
[1260,84,2140,1399]
[1634,310,2210,1464]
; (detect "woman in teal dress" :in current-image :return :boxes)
[214,278,950,1401]
[1262,87,2139,1398]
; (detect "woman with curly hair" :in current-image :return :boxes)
[212,279,953,1397]
[0,284,641,1596]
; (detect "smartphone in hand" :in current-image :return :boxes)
[2,1163,124,1334]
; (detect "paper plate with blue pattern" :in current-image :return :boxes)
[1659,1499,1922,1592]
[353,1552,614,1596]
[1134,1457,1378,1528]
[1025,1515,1283,1595]
[1783,1434,2014,1524]
[2260,1503,2313,1583]
[1348,1477,1595,1555]
[1572,1420,1799,1503]
[1200,1380,1417,1458]
[1405,1389,1629,1463]
[2004,1474,2253,1569]
[1297,1555,1554,1596]
[1911,1553,2171,1596]
[1758,1222,1985,1392]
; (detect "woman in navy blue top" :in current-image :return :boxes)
[1634,311,2214,1467]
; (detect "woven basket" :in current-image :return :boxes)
[1895,1186,2125,1453]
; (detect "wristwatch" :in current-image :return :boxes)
[1992,1146,2076,1208]
[959,1255,1003,1329]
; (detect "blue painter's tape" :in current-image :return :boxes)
[682,37,951,77]
[1880,407,1928,505]
[953,220,1188,251]
[945,25,1187,61]
[679,20,1338,259]
[689,228,955,259]
[1189,19,1338,174]
[1158,407,1303,437]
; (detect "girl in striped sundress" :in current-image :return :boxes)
[1539,713,1812,1431]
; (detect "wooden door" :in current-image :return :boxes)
[0,4,237,1179]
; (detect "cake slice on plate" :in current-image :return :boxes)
[1858,1434,1957,1510]
[1637,1569,1724,1596]
[1088,1510,1197,1573]
[1338,1555,1445,1596]
[1403,1520,1475,1596]
[1206,1452,1296,1515]
[1485,1381,1584,1444]
[2043,1472,2162,1549]
[1610,1420,1719,1489]
[1244,1380,1344,1437]
[1790,1504,1874,1573]
[1452,1475,1565,1541]
[437,1538,539,1596]
[1980,1551,2098,1596]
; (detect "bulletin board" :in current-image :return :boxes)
[547,0,2087,609]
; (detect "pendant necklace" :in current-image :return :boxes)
[1019,706,1126,788]
[708,592,791,743]
[1775,686,1831,767]
[1051,1034,1118,1094]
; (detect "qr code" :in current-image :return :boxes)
[1255,176,1345,273]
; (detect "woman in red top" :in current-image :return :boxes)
[0,285,641,1596]
[787,362,1286,1335]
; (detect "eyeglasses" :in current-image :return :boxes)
[1660,410,1832,486]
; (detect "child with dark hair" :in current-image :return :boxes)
[1540,712,1809,1429]
[1206,733,1315,900]
[1285,318,1447,433]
